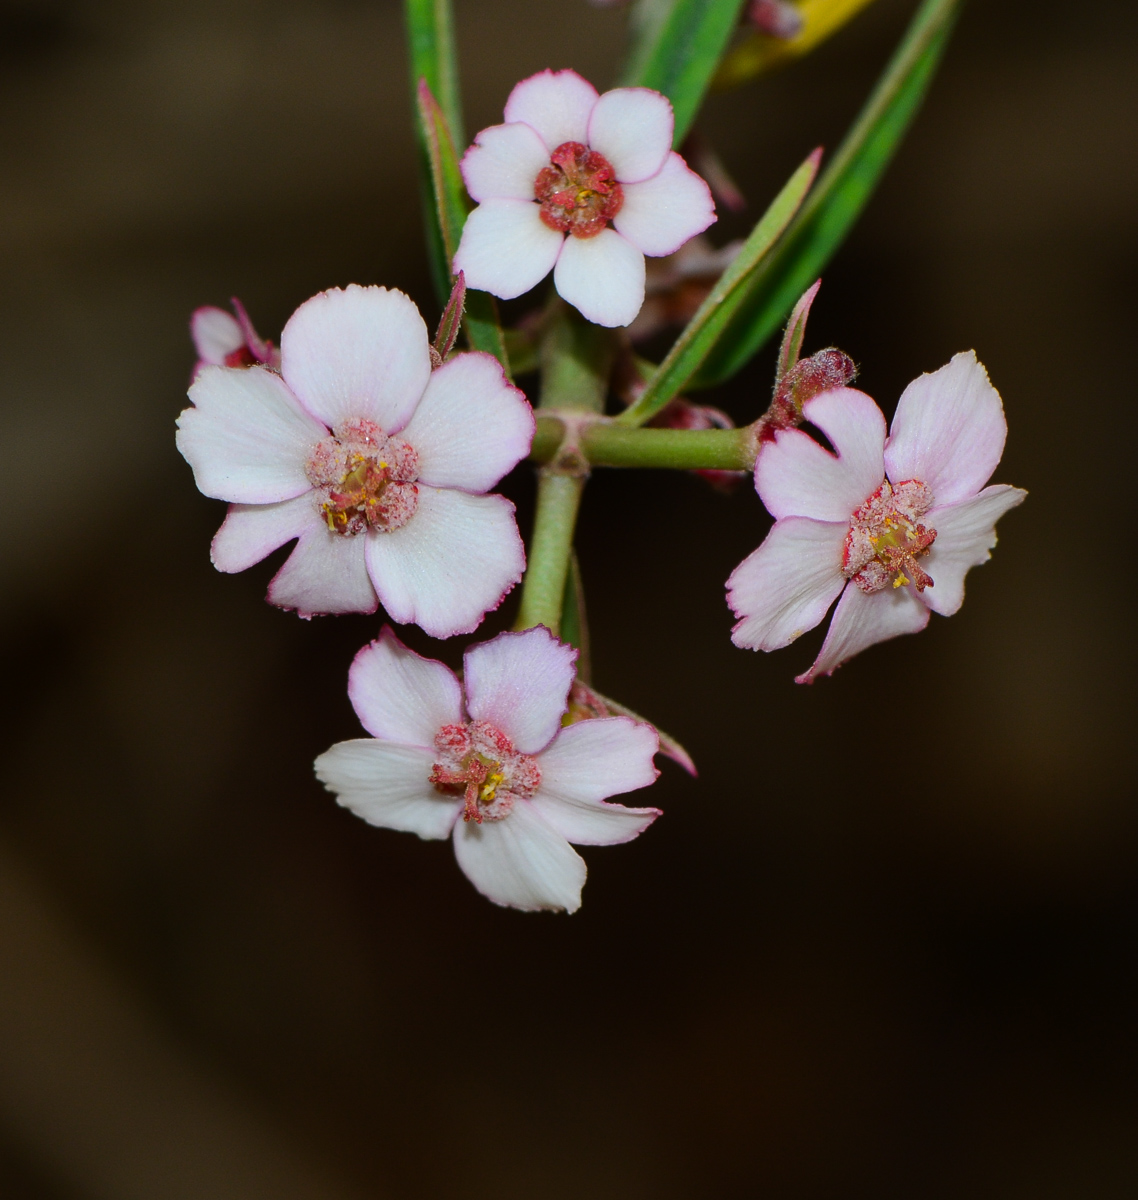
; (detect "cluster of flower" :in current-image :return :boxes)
[178,71,1023,913]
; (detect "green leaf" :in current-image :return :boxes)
[693,0,962,387]
[559,553,591,681]
[621,0,749,145]
[616,148,820,427]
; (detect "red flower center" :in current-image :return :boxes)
[430,720,541,824]
[843,479,937,593]
[535,141,623,239]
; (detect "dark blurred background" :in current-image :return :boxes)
[1,0,1136,1195]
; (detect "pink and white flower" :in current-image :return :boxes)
[727,352,1026,682]
[453,69,716,328]
[191,298,279,377]
[177,284,533,638]
[314,626,661,913]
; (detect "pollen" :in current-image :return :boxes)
[843,479,937,595]
[535,142,624,239]
[429,721,541,823]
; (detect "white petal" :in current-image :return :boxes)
[884,351,1008,506]
[364,487,525,639]
[920,484,1026,616]
[452,199,564,300]
[463,627,578,755]
[586,87,673,183]
[314,740,461,841]
[530,718,660,846]
[347,627,464,745]
[191,306,244,365]
[452,800,586,912]
[503,69,598,152]
[461,121,550,202]
[279,285,431,433]
[614,153,716,256]
[755,388,887,521]
[400,352,534,492]
[553,229,646,328]
[727,517,848,650]
[267,525,376,617]
[798,582,930,684]
[176,365,325,504]
[210,493,316,573]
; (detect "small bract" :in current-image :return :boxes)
[453,69,716,328]
[177,285,533,638]
[314,626,661,913]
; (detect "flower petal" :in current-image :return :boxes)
[798,582,930,684]
[920,484,1027,616]
[614,152,716,256]
[347,626,464,745]
[461,121,550,202]
[503,69,598,152]
[364,487,525,639]
[586,87,673,183]
[279,285,431,433]
[314,740,461,841]
[400,352,534,492]
[452,800,586,912]
[755,388,887,522]
[191,306,244,366]
[553,229,645,328]
[530,718,660,846]
[884,351,1008,506]
[210,493,316,573]
[463,626,577,755]
[267,525,377,617]
[452,198,564,300]
[177,365,325,504]
[727,516,848,650]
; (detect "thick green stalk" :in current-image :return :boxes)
[531,417,754,471]
[513,474,586,634]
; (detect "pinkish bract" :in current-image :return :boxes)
[727,352,1026,682]
[453,69,716,327]
[314,626,661,913]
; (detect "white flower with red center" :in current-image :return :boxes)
[453,69,716,328]
[314,626,661,913]
[176,284,533,638]
[727,352,1026,682]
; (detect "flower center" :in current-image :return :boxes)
[843,479,937,594]
[429,719,541,824]
[305,417,420,536]
[535,142,623,239]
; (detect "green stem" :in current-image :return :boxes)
[531,416,756,471]
[512,473,585,634]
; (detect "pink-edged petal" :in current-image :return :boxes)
[798,582,930,684]
[452,800,586,912]
[210,493,315,573]
[177,365,325,504]
[553,229,645,328]
[884,351,1008,506]
[462,121,550,202]
[191,306,244,365]
[279,285,431,434]
[755,388,886,522]
[530,718,660,846]
[347,626,464,745]
[463,626,577,755]
[267,524,377,617]
[920,484,1026,617]
[503,69,598,152]
[453,198,564,300]
[727,516,848,650]
[586,87,673,183]
[314,740,461,841]
[364,487,524,639]
[614,153,716,256]
[400,352,534,492]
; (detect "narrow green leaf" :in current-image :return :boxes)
[776,278,821,381]
[621,0,749,145]
[616,147,820,427]
[694,0,962,387]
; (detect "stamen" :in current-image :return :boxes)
[535,142,624,239]
[843,479,937,594]
[429,721,541,823]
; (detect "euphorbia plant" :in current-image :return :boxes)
[178,0,1023,911]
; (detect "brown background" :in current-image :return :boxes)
[1,0,1136,1195]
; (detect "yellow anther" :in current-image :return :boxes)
[893,573,910,588]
